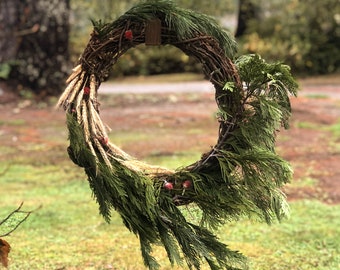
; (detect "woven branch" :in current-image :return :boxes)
[57,22,242,176]
[56,1,298,270]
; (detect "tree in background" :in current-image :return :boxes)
[71,0,339,76]
[238,0,340,74]
[0,0,70,96]
[235,0,258,37]
[1,0,337,98]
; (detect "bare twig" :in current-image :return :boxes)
[0,203,41,237]
[15,24,40,36]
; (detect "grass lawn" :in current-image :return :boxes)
[1,151,339,270]
[1,86,339,269]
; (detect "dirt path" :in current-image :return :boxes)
[100,79,340,97]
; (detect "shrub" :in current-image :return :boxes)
[239,0,340,74]
[111,45,202,77]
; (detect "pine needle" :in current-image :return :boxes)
[57,2,298,270]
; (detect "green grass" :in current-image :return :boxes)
[294,121,320,129]
[144,151,201,169]
[286,176,318,188]
[294,120,340,155]
[294,116,340,135]
[304,94,329,99]
[1,156,339,270]
[1,94,339,269]
[0,119,26,126]
[327,121,340,137]
[223,200,340,270]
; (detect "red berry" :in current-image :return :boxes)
[124,30,133,40]
[83,86,90,95]
[163,181,173,190]
[99,136,109,145]
[182,180,192,189]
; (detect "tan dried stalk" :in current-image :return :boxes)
[75,101,83,125]
[89,74,97,101]
[66,64,82,84]
[89,102,107,138]
[93,137,112,169]
[81,100,91,143]
[56,75,79,108]
[67,71,86,107]
[107,142,131,160]
[87,101,98,138]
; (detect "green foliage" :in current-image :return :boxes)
[174,0,236,16]
[0,63,12,79]
[183,54,298,226]
[65,54,297,269]
[71,0,236,23]
[236,54,298,127]
[240,0,340,74]
[63,2,299,269]
[94,0,237,58]
[67,112,248,269]
[70,0,237,76]
[111,45,202,76]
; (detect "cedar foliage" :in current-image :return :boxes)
[58,1,298,269]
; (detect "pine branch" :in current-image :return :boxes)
[57,2,298,269]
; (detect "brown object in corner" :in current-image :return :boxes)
[145,18,162,45]
[0,238,11,268]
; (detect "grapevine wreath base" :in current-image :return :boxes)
[57,1,298,269]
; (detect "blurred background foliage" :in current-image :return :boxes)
[0,0,339,96]
[239,0,340,75]
[70,0,339,77]
[69,0,238,76]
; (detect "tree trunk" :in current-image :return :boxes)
[0,0,70,96]
[0,1,18,63]
[235,0,259,38]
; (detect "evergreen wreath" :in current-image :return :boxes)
[57,1,298,269]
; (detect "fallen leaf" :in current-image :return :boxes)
[0,239,11,268]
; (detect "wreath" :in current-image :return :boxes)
[57,1,298,269]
